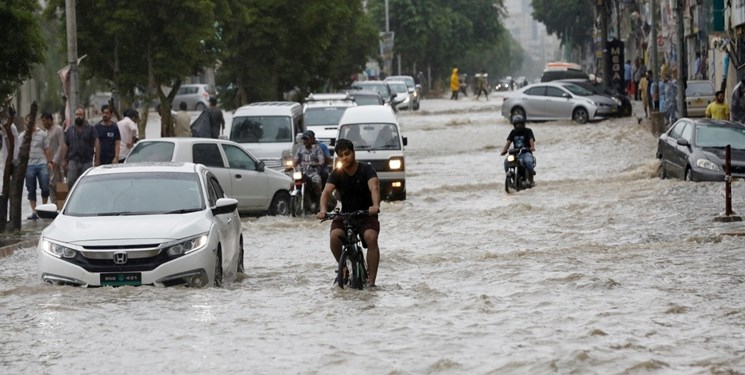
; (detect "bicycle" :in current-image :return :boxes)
[321,209,369,290]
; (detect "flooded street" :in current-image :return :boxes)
[2,97,745,374]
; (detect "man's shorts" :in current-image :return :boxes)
[331,214,380,233]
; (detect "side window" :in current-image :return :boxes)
[524,87,545,96]
[681,122,693,142]
[546,87,566,98]
[223,144,257,170]
[669,121,686,139]
[206,174,224,206]
[193,143,225,168]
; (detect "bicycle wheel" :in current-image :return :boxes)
[336,250,352,289]
[350,247,368,290]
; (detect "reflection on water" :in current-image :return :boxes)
[1,99,744,373]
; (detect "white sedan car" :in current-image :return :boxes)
[36,162,243,288]
[126,138,292,215]
[501,81,618,123]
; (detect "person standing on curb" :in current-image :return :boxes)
[21,113,53,220]
[61,106,99,190]
[41,112,64,208]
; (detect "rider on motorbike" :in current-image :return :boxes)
[500,114,536,186]
[293,130,326,210]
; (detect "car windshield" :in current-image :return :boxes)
[388,82,408,94]
[686,82,715,97]
[351,82,388,96]
[388,77,414,89]
[560,83,594,96]
[338,123,400,150]
[126,141,175,162]
[230,116,293,143]
[695,125,745,149]
[65,172,204,217]
[353,95,381,106]
[304,107,348,126]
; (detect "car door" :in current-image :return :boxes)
[522,86,546,119]
[662,121,689,178]
[221,143,269,210]
[544,86,574,119]
[192,142,234,199]
[205,172,239,273]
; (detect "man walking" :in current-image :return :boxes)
[204,97,224,138]
[94,105,121,165]
[22,113,53,220]
[41,112,64,207]
[173,102,191,137]
[61,106,99,190]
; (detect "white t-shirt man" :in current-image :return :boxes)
[117,113,139,161]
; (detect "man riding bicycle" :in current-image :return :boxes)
[317,138,381,287]
[500,114,536,187]
[294,130,326,210]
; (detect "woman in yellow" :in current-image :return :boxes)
[705,91,730,120]
[450,68,460,100]
[639,71,650,118]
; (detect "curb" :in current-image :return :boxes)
[0,239,37,259]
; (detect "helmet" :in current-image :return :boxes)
[511,114,525,125]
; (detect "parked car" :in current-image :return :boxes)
[126,138,292,215]
[344,90,386,106]
[336,105,407,200]
[557,79,632,117]
[656,118,745,181]
[173,84,216,111]
[36,162,243,287]
[384,75,420,110]
[303,93,357,151]
[540,62,590,82]
[349,81,394,104]
[501,81,618,123]
[685,80,716,117]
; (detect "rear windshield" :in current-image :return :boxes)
[230,116,293,143]
[338,123,400,151]
[686,82,715,96]
[304,107,348,126]
[126,142,175,162]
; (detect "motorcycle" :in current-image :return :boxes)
[504,148,535,193]
[289,166,337,217]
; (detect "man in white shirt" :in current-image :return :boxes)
[117,109,139,162]
[20,114,53,220]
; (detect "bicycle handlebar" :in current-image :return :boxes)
[320,209,369,222]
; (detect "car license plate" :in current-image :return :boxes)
[101,273,142,286]
[694,98,704,104]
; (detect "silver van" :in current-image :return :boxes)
[230,102,304,170]
[336,105,407,201]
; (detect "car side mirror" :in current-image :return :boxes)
[257,160,265,172]
[676,138,690,147]
[212,197,238,216]
[36,203,59,219]
[402,136,408,146]
[562,93,571,99]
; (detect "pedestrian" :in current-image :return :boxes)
[624,60,632,95]
[316,138,381,287]
[173,101,191,137]
[658,75,669,116]
[693,52,703,80]
[638,71,650,118]
[730,78,745,123]
[61,106,99,190]
[649,72,659,111]
[41,112,64,207]
[203,97,224,138]
[475,70,489,101]
[705,91,729,120]
[632,58,646,101]
[0,110,19,168]
[450,68,460,100]
[94,104,121,165]
[117,109,139,162]
[663,74,678,125]
[21,113,53,220]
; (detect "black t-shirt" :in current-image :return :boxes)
[328,162,377,212]
[507,127,535,150]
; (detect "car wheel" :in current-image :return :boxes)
[214,250,223,287]
[268,191,291,216]
[657,160,667,179]
[195,103,206,111]
[237,236,245,274]
[684,167,694,182]
[573,108,589,124]
[511,107,525,119]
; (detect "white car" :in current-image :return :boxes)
[303,93,357,151]
[385,80,413,110]
[36,162,243,288]
[126,138,292,215]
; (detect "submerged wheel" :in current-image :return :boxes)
[657,160,667,179]
[214,251,223,287]
[290,193,303,217]
[268,191,290,216]
[237,237,245,274]
[352,248,368,290]
[337,251,351,289]
[573,107,589,124]
[685,167,694,182]
[505,175,515,194]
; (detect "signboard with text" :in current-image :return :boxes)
[606,39,625,95]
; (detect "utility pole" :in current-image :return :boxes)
[650,0,659,111]
[600,0,610,84]
[675,0,687,118]
[65,0,79,116]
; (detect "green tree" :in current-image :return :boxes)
[217,0,378,107]
[531,0,594,53]
[47,0,220,136]
[0,0,46,103]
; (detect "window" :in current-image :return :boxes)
[223,144,257,170]
[524,87,545,96]
[125,141,174,162]
[546,87,566,98]
[193,143,225,168]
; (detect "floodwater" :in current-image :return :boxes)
[2,97,745,374]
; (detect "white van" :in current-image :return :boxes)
[230,102,304,170]
[336,106,407,201]
[303,93,356,152]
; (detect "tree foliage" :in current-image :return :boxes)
[217,0,378,107]
[0,0,46,103]
[531,0,594,51]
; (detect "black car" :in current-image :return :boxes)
[656,118,745,181]
[556,79,632,117]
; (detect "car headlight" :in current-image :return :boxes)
[612,97,622,106]
[40,238,77,259]
[389,157,404,170]
[696,159,720,171]
[164,234,209,257]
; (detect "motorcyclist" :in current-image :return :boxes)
[293,130,325,210]
[500,114,536,186]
